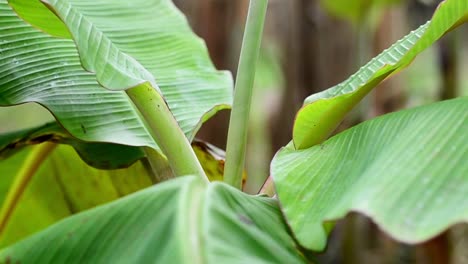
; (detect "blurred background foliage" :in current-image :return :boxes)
[0,0,467,263]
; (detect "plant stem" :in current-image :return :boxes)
[224,0,268,189]
[126,84,208,182]
[439,31,458,100]
[0,142,57,235]
[259,176,275,197]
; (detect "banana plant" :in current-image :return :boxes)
[0,0,466,262]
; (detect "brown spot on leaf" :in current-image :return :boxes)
[238,214,253,225]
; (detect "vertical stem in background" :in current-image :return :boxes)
[356,22,372,121]
[126,84,207,182]
[0,142,57,235]
[224,0,268,189]
[439,32,458,100]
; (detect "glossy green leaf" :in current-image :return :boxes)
[0,176,306,263]
[0,145,153,247]
[273,97,468,251]
[0,122,231,182]
[39,0,154,91]
[0,122,145,169]
[9,0,70,38]
[293,0,467,149]
[0,0,232,149]
[0,124,234,187]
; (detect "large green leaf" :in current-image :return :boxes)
[0,0,232,149]
[0,145,153,247]
[0,136,232,247]
[272,97,468,251]
[0,122,230,182]
[8,0,70,38]
[0,122,145,169]
[293,0,467,149]
[0,176,307,263]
